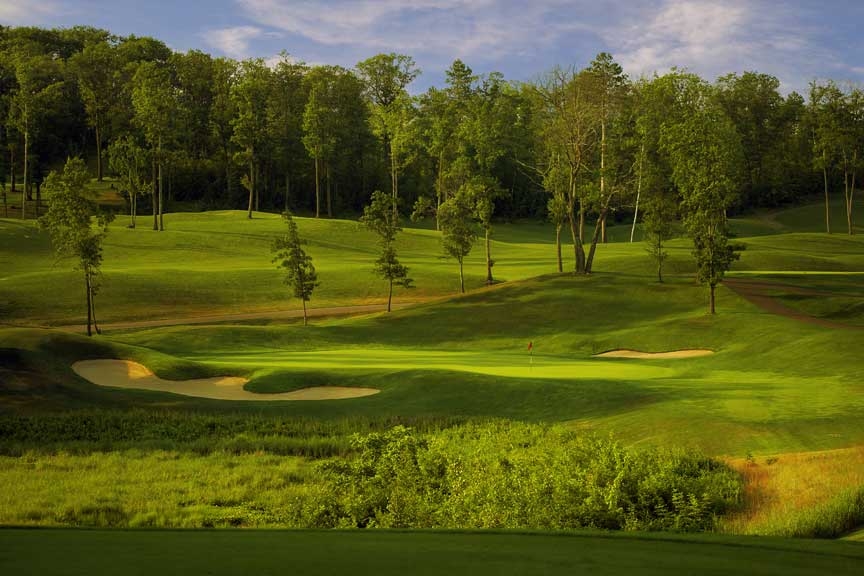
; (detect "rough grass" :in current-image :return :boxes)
[723,446,864,538]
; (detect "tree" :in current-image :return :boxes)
[7,48,64,219]
[661,80,744,313]
[356,53,420,217]
[39,157,113,336]
[585,53,629,245]
[438,190,477,293]
[361,190,413,312]
[131,61,177,231]
[231,58,272,218]
[108,135,148,228]
[268,53,308,212]
[69,39,118,182]
[272,212,319,325]
[532,66,597,273]
[642,188,677,282]
[209,57,238,203]
[547,190,568,273]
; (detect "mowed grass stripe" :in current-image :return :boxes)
[1,529,862,576]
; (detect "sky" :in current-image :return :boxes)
[2,0,863,94]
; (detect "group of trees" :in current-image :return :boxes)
[8,25,863,317]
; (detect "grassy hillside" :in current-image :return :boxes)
[2,198,861,326]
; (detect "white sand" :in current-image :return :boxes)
[593,349,714,359]
[71,359,380,401]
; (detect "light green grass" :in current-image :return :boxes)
[1,529,862,576]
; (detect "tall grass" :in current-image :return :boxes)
[722,446,864,538]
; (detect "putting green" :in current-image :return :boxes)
[72,360,380,401]
[193,349,678,381]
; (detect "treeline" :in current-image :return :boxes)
[2,25,860,227]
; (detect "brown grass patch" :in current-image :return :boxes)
[722,445,864,534]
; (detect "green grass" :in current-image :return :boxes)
[1,529,862,576]
[3,199,864,548]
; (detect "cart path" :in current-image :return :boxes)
[53,302,417,333]
[724,278,859,329]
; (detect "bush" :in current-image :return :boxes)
[315,423,743,531]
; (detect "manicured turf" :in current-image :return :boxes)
[1,529,862,576]
[2,199,864,548]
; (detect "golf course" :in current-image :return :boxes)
[2,15,864,573]
[2,198,864,573]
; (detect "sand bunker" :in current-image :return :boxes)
[593,349,714,359]
[71,359,380,401]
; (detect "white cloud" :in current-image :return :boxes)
[201,25,279,59]
[235,0,581,62]
[602,0,835,92]
[0,0,59,24]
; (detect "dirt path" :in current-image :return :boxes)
[724,279,859,329]
[55,302,415,333]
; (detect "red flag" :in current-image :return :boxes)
[527,341,533,351]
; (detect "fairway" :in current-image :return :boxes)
[0,529,862,576]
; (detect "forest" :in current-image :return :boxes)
[0,24,861,241]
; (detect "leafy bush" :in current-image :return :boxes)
[316,423,742,532]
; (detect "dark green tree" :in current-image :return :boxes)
[272,212,319,325]
[361,189,413,312]
[438,190,477,294]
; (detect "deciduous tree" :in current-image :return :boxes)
[39,157,113,335]
[272,212,319,325]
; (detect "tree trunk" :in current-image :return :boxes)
[585,207,608,274]
[600,119,607,244]
[85,271,93,337]
[10,147,15,193]
[21,127,27,220]
[656,237,663,283]
[95,115,103,182]
[631,144,644,243]
[285,173,290,213]
[255,163,260,213]
[458,259,465,294]
[314,157,320,218]
[302,299,307,326]
[578,202,585,243]
[391,143,398,220]
[823,156,831,234]
[152,157,158,231]
[326,163,332,218]
[555,224,562,273]
[485,226,493,284]
[36,180,41,217]
[130,184,136,228]
[709,283,716,315]
[387,279,393,312]
[436,151,444,231]
[158,158,164,232]
[91,281,101,335]
[568,211,585,274]
[247,154,254,219]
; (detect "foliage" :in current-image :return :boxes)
[271,212,318,321]
[38,157,113,334]
[318,424,742,531]
[437,190,477,292]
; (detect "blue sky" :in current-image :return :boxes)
[2,0,863,94]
